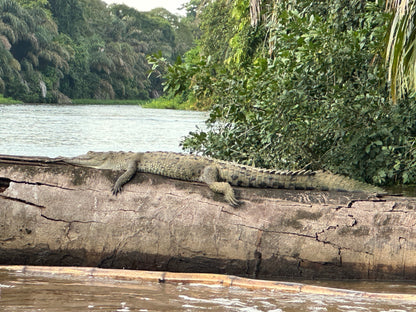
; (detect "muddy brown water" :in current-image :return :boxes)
[1,270,416,312]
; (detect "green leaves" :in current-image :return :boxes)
[0,0,70,102]
[177,0,416,186]
[1,0,197,102]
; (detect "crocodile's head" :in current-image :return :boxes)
[64,151,135,170]
[76,151,113,167]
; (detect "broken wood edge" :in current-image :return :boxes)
[1,265,415,301]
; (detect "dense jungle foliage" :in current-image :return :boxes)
[154,0,416,186]
[0,0,195,102]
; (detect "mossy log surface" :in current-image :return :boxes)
[1,154,416,280]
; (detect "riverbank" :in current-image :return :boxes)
[73,96,196,110]
[0,94,23,104]
[0,95,198,110]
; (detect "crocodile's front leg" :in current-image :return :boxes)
[201,165,239,207]
[112,159,138,195]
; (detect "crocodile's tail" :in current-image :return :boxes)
[219,163,384,194]
[309,171,385,194]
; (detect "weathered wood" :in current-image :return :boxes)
[1,154,416,280]
[2,265,416,301]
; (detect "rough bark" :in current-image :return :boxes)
[1,155,416,280]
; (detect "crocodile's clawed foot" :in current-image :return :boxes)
[207,181,240,207]
[111,184,122,196]
[225,191,240,207]
[224,188,240,208]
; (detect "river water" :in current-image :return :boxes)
[1,270,416,312]
[1,104,416,311]
[0,104,206,157]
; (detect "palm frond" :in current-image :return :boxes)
[0,34,11,50]
[0,21,16,43]
[385,0,416,102]
[250,0,261,27]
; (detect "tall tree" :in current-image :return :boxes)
[1,0,71,101]
[2,0,196,101]
[48,0,85,37]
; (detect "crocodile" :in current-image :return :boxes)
[59,151,385,206]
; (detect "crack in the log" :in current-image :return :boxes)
[220,207,242,218]
[10,179,74,191]
[385,202,416,212]
[40,214,98,224]
[0,237,16,242]
[347,198,386,208]
[237,216,374,261]
[236,223,316,239]
[313,213,374,257]
[117,209,141,213]
[0,194,46,209]
[315,230,374,257]
[40,214,101,241]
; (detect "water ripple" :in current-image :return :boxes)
[0,104,206,157]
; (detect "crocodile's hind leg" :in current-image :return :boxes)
[112,159,138,195]
[201,165,239,207]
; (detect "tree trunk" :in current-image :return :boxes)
[1,154,415,280]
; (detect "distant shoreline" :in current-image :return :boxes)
[0,96,199,110]
[0,95,23,104]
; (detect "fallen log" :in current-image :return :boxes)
[1,154,416,280]
[2,265,416,301]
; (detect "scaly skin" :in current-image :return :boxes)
[58,151,385,206]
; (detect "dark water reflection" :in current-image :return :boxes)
[0,104,206,157]
[385,184,416,197]
[1,271,416,312]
